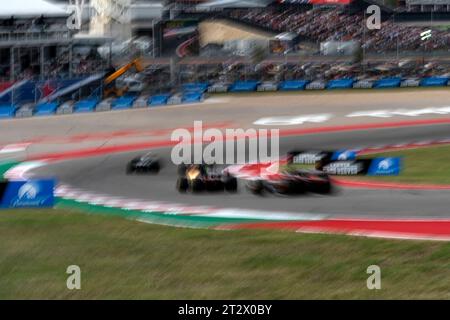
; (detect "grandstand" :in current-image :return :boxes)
[403,0,450,12]
[0,1,107,115]
[224,4,450,54]
[0,0,116,82]
[0,0,72,81]
[1,0,449,121]
[54,0,169,38]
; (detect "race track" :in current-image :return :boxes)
[32,123,450,219]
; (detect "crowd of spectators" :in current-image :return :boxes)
[71,53,106,76]
[175,59,450,84]
[227,6,450,53]
[0,16,67,32]
[285,60,450,81]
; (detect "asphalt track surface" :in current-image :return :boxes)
[33,123,450,219]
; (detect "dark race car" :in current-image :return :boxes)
[177,164,238,193]
[246,169,333,195]
[126,153,161,174]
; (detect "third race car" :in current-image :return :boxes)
[177,164,238,193]
[126,152,161,174]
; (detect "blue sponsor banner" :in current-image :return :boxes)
[279,80,308,91]
[367,158,401,176]
[182,91,203,103]
[331,150,357,161]
[374,77,402,88]
[230,81,260,92]
[0,179,55,208]
[420,77,449,87]
[327,79,354,89]
[182,82,209,93]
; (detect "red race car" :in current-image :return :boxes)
[246,169,333,195]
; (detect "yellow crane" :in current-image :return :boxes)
[103,58,144,97]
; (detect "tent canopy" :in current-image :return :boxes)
[0,0,68,18]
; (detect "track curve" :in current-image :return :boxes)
[31,124,450,219]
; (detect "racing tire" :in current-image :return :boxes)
[149,163,161,174]
[246,180,264,195]
[224,177,238,192]
[177,177,189,193]
[126,164,135,175]
[190,179,204,192]
[178,163,187,176]
[315,182,332,194]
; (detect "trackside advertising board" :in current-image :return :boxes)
[288,151,401,176]
[288,150,357,165]
[367,157,402,176]
[322,160,371,175]
[0,179,55,208]
[322,158,402,176]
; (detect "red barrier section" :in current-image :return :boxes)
[278,117,450,138]
[222,220,450,241]
[332,178,450,190]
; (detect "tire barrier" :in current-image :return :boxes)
[1,76,449,121]
[56,101,74,115]
[257,82,278,92]
[132,96,150,109]
[229,81,260,92]
[34,102,58,116]
[95,98,113,112]
[182,83,209,93]
[111,96,136,110]
[374,77,402,88]
[208,83,229,93]
[353,80,374,89]
[149,94,171,106]
[306,81,326,90]
[401,79,421,87]
[74,99,99,113]
[420,77,449,87]
[326,79,354,89]
[279,80,308,91]
[182,91,204,103]
[0,105,17,119]
[15,104,34,118]
[167,94,183,105]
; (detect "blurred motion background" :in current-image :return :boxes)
[0,0,449,114]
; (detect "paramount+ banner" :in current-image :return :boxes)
[288,150,401,176]
[321,158,402,176]
[0,179,55,209]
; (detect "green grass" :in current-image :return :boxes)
[0,209,449,299]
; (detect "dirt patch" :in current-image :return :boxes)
[199,19,275,47]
